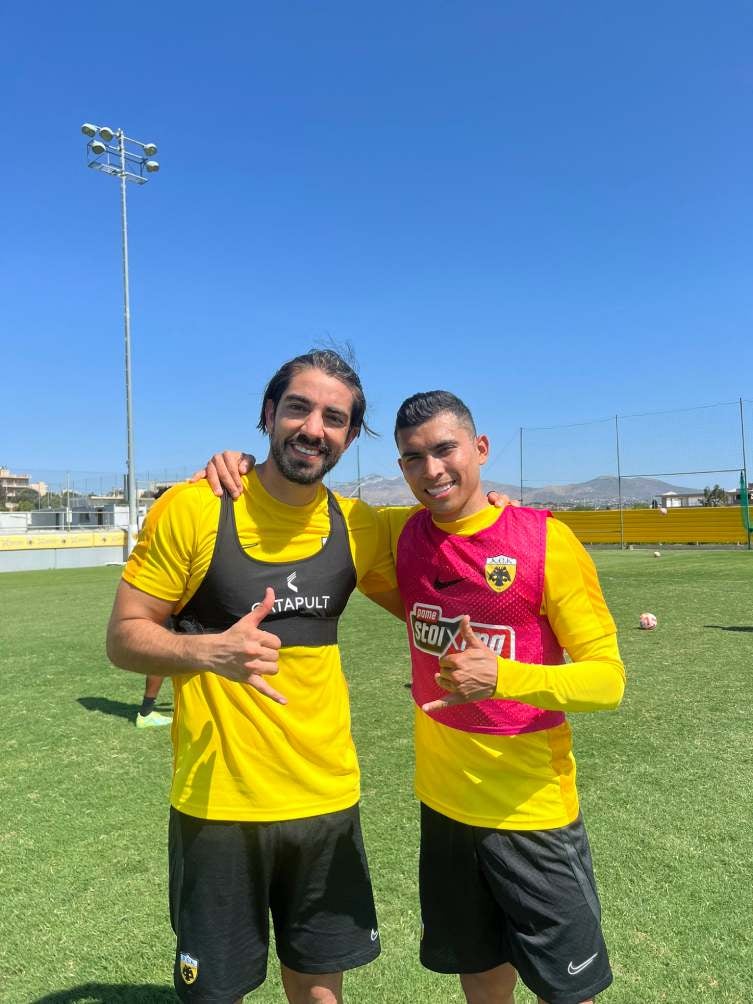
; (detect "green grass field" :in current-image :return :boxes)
[1,551,752,1003]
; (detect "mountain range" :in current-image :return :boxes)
[330,474,698,508]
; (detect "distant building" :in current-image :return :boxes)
[31,500,147,530]
[0,468,49,509]
[0,467,31,509]
[658,490,699,508]
[145,479,184,497]
[658,484,753,508]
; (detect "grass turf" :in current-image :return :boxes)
[1,551,751,1002]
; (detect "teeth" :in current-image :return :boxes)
[426,482,455,497]
[292,444,320,456]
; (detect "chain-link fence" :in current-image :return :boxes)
[5,398,753,523]
[0,467,193,508]
[519,398,751,506]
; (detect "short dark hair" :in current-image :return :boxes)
[258,348,374,438]
[394,390,476,442]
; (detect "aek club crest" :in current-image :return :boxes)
[180,952,199,985]
[485,553,517,593]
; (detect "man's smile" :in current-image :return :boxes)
[425,480,456,499]
[287,437,329,460]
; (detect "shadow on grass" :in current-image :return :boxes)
[78,696,174,725]
[31,983,175,1003]
[78,695,174,724]
[77,696,154,721]
[703,624,753,632]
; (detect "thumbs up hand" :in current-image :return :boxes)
[421,616,499,713]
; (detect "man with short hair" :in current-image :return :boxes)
[210,389,624,1004]
[389,391,624,1004]
[107,350,400,1004]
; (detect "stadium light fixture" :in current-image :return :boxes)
[80,123,162,555]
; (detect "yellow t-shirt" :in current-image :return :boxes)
[377,505,625,830]
[123,471,395,822]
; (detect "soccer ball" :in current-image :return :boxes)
[653,551,661,558]
[639,612,657,630]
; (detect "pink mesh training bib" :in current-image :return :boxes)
[396,505,566,735]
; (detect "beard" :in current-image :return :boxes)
[270,433,342,485]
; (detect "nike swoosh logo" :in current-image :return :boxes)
[433,577,463,590]
[568,953,598,976]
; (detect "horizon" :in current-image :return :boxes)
[3,464,740,499]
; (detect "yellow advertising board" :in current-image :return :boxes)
[0,530,126,551]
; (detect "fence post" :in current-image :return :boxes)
[740,398,750,550]
[615,415,625,550]
[519,427,524,505]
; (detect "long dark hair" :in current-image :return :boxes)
[258,348,374,438]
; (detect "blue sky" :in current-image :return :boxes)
[2,2,752,492]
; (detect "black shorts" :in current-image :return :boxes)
[419,804,612,1004]
[169,804,380,1002]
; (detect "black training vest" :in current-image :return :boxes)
[173,490,357,648]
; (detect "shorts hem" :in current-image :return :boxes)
[175,974,265,1003]
[536,972,613,1004]
[279,944,381,975]
[420,951,508,975]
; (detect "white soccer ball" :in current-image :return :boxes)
[653,551,661,557]
[639,612,658,630]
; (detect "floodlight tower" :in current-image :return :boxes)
[80,123,160,554]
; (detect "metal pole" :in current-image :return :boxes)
[356,444,362,500]
[519,427,523,505]
[119,130,138,554]
[740,398,750,549]
[615,415,625,549]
